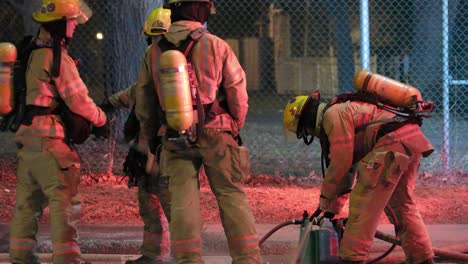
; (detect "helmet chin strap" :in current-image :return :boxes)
[297,121,314,145]
[314,103,326,136]
[301,129,314,145]
[298,102,326,145]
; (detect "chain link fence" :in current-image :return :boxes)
[1,0,466,180]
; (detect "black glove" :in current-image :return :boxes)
[123,147,147,188]
[123,109,140,143]
[92,122,110,139]
[323,212,335,219]
[98,98,115,114]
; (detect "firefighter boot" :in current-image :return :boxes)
[125,255,175,264]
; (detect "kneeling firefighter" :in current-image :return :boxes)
[135,0,262,263]
[283,71,436,264]
[9,0,108,263]
[99,7,174,264]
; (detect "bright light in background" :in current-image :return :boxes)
[96,32,104,40]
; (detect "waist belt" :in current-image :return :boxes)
[22,105,58,125]
[376,121,412,141]
[192,102,228,121]
[163,102,228,125]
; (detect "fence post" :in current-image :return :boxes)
[360,0,370,70]
[442,0,450,172]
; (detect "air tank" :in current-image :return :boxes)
[353,70,423,109]
[0,42,17,116]
[159,49,194,131]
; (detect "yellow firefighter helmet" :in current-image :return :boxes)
[283,95,310,143]
[32,0,93,24]
[283,90,323,144]
[0,42,17,116]
[143,7,171,36]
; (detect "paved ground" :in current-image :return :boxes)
[0,224,467,263]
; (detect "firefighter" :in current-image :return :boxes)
[9,0,107,263]
[283,89,435,264]
[99,7,174,264]
[137,0,262,263]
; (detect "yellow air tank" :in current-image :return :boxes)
[353,70,423,109]
[0,42,17,116]
[159,50,194,131]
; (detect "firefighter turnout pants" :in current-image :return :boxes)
[10,137,83,264]
[340,142,434,263]
[137,174,171,258]
[160,129,261,264]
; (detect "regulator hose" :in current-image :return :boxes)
[259,207,400,263]
[258,220,301,247]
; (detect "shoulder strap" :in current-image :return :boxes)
[189,27,208,41]
[158,27,208,59]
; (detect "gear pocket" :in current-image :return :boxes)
[228,145,250,182]
[357,151,387,189]
[238,146,250,179]
[380,151,410,187]
[358,150,410,189]
[45,141,80,170]
[48,149,81,192]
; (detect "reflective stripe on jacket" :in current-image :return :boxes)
[320,101,433,199]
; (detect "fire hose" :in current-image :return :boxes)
[259,207,468,263]
[373,231,468,262]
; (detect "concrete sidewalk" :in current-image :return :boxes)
[0,224,467,263]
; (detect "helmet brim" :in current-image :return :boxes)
[77,0,93,24]
[32,10,64,23]
[32,0,92,24]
